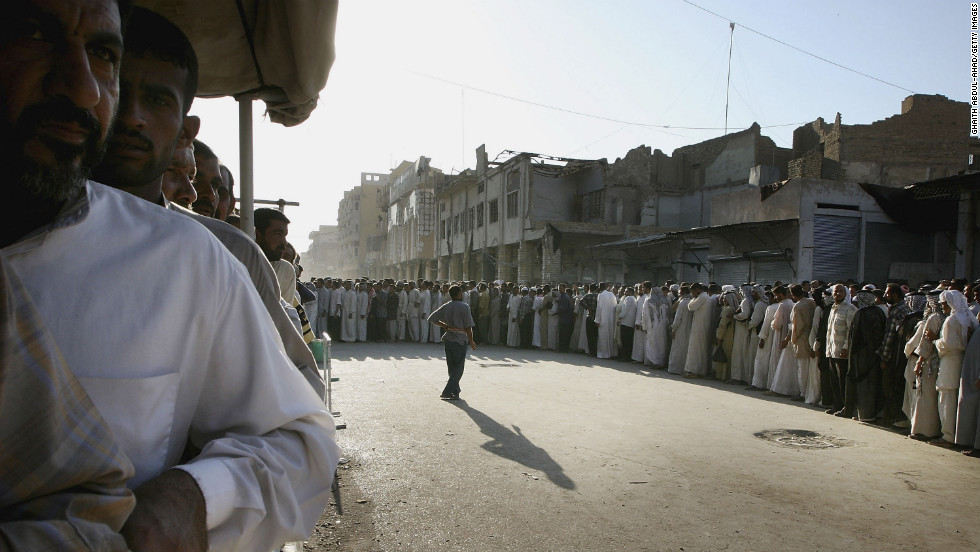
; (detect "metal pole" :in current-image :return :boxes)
[239,98,255,237]
[724,22,735,135]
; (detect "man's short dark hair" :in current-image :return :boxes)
[449,285,463,300]
[773,285,788,297]
[193,139,217,161]
[790,284,805,299]
[124,7,198,114]
[254,208,290,232]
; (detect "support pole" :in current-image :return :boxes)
[239,98,255,237]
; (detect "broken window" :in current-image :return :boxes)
[506,190,519,219]
[584,189,603,220]
[489,199,499,223]
[477,203,484,227]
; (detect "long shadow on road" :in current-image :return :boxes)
[448,399,576,490]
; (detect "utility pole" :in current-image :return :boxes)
[724,22,735,135]
[254,198,300,213]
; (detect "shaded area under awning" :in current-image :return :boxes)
[859,175,977,234]
[589,219,799,250]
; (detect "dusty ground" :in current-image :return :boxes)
[300,341,978,552]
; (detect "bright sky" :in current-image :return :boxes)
[190,0,967,254]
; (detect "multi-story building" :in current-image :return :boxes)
[378,157,442,280]
[337,173,386,278]
[433,146,651,284]
[302,224,340,277]
[338,94,979,284]
[595,94,980,284]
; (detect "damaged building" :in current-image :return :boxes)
[597,94,980,285]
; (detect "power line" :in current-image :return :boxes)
[681,0,916,94]
[407,69,807,131]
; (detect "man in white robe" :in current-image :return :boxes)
[340,281,358,342]
[745,286,769,386]
[547,288,560,351]
[751,290,779,390]
[507,288,522,347]
[489,286,502,345]
[356,283,369,342]
[730,284,755,384]
[668,286,693,375]
[617,288,637,361]
[594,283,619,359]
[406,281,421,342]
[684,283,713,377]
[644,287,670,367]
[765,286,797,394]
[420,282,432,342]
[316,280,332,340]
[632,283,649,363]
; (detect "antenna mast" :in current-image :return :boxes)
[724,22,735,135]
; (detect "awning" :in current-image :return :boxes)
[589,219,798,250]
[136,0,338,126]
[859,181,961,233]
[134,1,340,235]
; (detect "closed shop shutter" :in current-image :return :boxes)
[711,259,750,286]
[812,214,860,283]
[753,258,795,285]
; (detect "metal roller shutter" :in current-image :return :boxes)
[812,215,860,283]
[711,259,751,286]
[753,258,795,285]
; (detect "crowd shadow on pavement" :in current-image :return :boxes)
[448,399,577,490]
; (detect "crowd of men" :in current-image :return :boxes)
[1,3,339,551]
[309,276,980,454]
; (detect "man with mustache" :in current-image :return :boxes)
[2,3,338,550]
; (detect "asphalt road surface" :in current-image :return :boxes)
[300,340,978,552]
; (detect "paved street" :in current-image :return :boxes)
[307,341,978,552]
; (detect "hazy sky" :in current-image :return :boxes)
[190,0,967,254]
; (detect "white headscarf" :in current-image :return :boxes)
[941,289,977,343]
[274,260,297,306]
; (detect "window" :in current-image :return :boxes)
[469,207,475,230]
[489,199,498,223]
[454,214,459,233]
[478,182,485,193]
[507,171,520,191]
[477,203,484,227]
[441,220,446,239]
[460,210,467,231]
[506,190,518,219]
[584,190,603,220]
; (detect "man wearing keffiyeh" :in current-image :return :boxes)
[877,284,911,425]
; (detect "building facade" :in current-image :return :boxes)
[337,173,386,278]
[302,224,340,278]
[332,94,979,285]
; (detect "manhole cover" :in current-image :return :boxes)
[754,429,852,449]
[478,363,519,368]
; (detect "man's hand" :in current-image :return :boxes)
[841,349,848,359]
[470,339,477,351]
[759,339,765,349]
[121,469,207,552]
